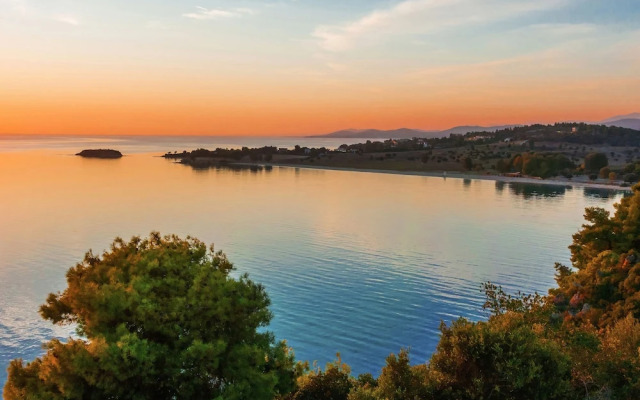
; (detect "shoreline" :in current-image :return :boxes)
[265,163,633,192]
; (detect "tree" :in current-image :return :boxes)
[584,152,608,173]
[425,315,574,400]
[599,166,611,179]
[495,158,510,173]
[4,233,298,400]
[462,157,473,170]
[591,314,640,398]
[551,184,640,328]
[294,355,352,400]
[375,350,428,400]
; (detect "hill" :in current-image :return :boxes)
[311,125,519,139]
[599,112,640,123]
[602,118,640,130]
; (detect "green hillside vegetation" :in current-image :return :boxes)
[496,152,575,178]
[164,123,640,182]
[5,185,640,399]
[4,234,300,400]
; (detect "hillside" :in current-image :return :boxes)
[603,118,640,130]
[599,112,640,123]
[311,125,519,139]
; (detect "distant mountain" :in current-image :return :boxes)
[595,112,640,130]
[439,125,518,136]
[316,128,436,140]
[604,119,640,130]
[599,112,640,124]
[312,125,519,140]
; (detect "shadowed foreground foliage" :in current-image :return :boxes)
[5,185,640,399]
[4,233,299,400]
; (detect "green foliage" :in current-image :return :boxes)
[426,314,575,400]
[500,153,574,178]
[552,185,640,328]
[293,355,353,400]
[495,158,510,173]
[584,152,609,173]
[624,173,640,183]
[4,233,299,400]
[462,157,473,170]
[592,314,640,398]
[347,386,378,400]
[599,166,611,179]
[521,153,575,178]
[482,282,548,316]
[376,350,428,400]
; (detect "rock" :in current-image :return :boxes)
[76,149,123,159]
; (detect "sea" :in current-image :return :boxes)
[0,134,626,387]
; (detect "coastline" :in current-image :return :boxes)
[266,163,633,192]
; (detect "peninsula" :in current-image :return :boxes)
[164,123,640,191]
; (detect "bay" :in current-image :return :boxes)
[0,138,625,386]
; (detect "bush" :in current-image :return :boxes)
[426,315,574,399]
[520,153,574,178]
[624,173,640,183]
[294,356,352,400]
[584,152,608,173]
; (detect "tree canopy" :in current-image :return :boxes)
[584,152,609,173]
[4,233,298,400]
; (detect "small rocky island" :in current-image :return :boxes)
[76,149,123,159]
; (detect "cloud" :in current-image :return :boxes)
[183,6,254,20]
[526,23,597,36]
[1,0,29,16]
[52,14,79,25]
[313,0,570,51]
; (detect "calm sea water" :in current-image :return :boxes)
[0,136,625,387]
[0,134,362,154]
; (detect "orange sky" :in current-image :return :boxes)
[1,0,639,136]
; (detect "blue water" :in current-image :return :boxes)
[0,137,625,387]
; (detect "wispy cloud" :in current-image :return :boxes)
[183,6,254,20]
[52,14,79,25]
[313,0,570,51]
[2,0,29,17]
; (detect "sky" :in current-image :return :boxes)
[1,0,639,136]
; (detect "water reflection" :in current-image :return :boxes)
[583,187,623,200]
[505,182,570,199]
[178,160,274,173]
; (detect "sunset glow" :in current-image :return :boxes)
[1,0,639,136]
